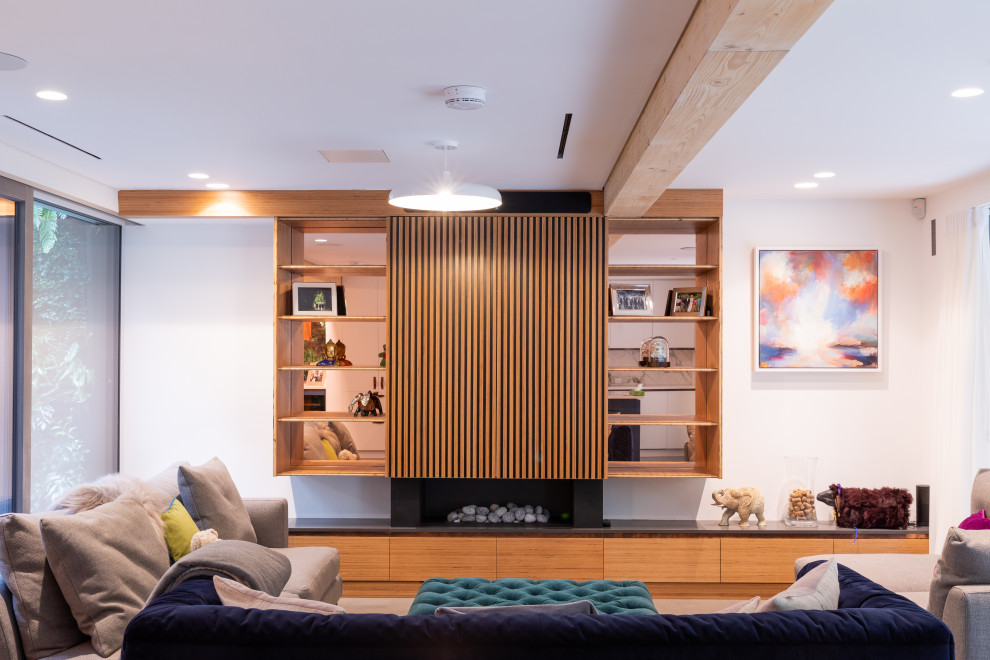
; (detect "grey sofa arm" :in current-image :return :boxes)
[943,585,990,660]
[0,577,23,660]
[795,553,938,594]
[243,498,289,548]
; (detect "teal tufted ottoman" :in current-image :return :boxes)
[408,577,658,615]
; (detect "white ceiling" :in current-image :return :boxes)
[1,0,988,201]
[672,0,990,199]
[0,0,694,193]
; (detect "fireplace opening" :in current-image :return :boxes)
[391,478,604,528]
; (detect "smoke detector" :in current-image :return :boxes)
[444,85,486,110]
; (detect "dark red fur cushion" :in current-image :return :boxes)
[828,484,913,529]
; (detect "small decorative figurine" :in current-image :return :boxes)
[347,390,383,417]
[333,339,352,366]
[316,339,337,366]
[629,380,645,397]
[711,487,767,528]
[378,345,386,367]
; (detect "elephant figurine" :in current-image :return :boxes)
[712,487,767,528]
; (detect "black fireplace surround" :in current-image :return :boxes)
[391,478,604,528]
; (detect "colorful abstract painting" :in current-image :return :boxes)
[756,249,879,370]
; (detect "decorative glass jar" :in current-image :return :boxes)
[639,336,670,367]
[781,456,818,527]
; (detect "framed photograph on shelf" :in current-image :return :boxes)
[292,282,338,316]
[669,287,707,317]
[609,284,653,316]
[304,369,326,387]
[754,248,879,371]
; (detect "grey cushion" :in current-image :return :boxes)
[973,469,990,514]
[435,599,599,615]
[0,577,22,660]
[143,461,188,513]
[40,497,169,657]
[178,457,257,543]
[243,498,289,549]
[272,546,340,603]
[0,512,86,660]
[929,527,990,618]
[759,557,838,612]
[45,641,120,660]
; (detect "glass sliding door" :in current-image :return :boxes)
[30,201,120,511]
[0,195,17,514]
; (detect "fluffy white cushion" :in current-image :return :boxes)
[213,576,345,615]
[714,596,761,613]
[758,558,839,612]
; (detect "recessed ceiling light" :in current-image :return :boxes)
[205,183,229,189]
[951,87,984,98]
[0,53,28,71]
[188,172,209,179]
[794,182,818,189]
[36,90,67,101]
[813,171,836,178]
[314,239,328,243]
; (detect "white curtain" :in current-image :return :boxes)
[931,204,990,552]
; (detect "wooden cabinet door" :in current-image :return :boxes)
[496,537,603,580]
[604,537,720,582]
[289,534,389,581]
[833,538,929,554]
[390,537,496,581]
[721,538,833,583]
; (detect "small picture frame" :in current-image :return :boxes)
[304,369,326,386]
[669,287,707,317]
[609,284,653,316]
[292,282,338,316]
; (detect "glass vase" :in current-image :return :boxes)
[781,456,818,527]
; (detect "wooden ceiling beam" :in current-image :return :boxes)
[604,0,832,218]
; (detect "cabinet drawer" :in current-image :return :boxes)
[496,538,603,580]
[288,533,389,581]
[721,538,833,583]
[833,538,929,554]
[604,537,720,583]
[390,537,496,581]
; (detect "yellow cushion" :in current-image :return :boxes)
[321,439,338,460]
[160,498,200,561]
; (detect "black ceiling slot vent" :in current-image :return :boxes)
[492,190,592,214]
[3,115,102,160]
[557,113,572,159]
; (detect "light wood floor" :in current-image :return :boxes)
[338,597,738,616]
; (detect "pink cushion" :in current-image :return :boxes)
[958,510,990,530]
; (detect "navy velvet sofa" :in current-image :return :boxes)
[122,563,953,660]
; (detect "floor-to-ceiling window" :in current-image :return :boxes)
[30,201,120,511]
[0,174,121,513]
[0,192,18,514]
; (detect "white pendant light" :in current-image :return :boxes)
[389,140,501,212]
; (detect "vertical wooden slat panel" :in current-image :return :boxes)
[388,215,605,479]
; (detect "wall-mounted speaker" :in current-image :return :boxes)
[916,484,930,527]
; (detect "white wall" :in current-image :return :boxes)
[606,198,930,521]
[118,217,390,518]
[120,202,932,523]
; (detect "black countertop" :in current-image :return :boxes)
[289,517,928,537]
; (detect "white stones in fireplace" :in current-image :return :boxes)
[447,503,550,524]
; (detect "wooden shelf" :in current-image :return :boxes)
[282,460,387,477]
[280,264,386,277]
[278,315,386,322]
[608,218,717,235]
[607,414,716,427]
[608,462,719,478]
[608,315,717,323]
[279,411,387,422]
[607,366,717,373]
[279,365,385,371]
[609,264,717,277]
